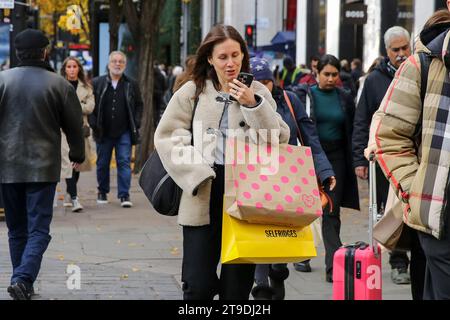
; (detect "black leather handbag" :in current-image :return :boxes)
[139,98,198,216]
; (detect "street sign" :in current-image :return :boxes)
[342,3,368,25]
[0,0,14,9]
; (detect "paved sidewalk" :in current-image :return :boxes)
[0,169,411,300]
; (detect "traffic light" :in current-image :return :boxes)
[245,24,255,48]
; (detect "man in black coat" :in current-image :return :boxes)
[0,29,85,300]
[352,26,413,286]
[89,51,143,208]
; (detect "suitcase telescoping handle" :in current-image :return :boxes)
[369,154,380,257]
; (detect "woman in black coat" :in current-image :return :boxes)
[291,55,360,283]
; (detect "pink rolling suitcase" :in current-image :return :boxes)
[332,155,382,300]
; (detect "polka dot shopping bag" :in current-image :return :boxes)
[224,137,323,228]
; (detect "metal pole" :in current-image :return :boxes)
[255,0,257,49]
[9,2,27,68]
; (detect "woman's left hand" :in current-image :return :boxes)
[328,176,337,191]
[229,79,257,107]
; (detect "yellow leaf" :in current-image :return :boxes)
[120,274,129,280]
[170,247,180,255]
[58,255,64,261]
[132,268,140,272]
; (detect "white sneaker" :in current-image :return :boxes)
[63,194,73,207]
[120,197,133,208]
[71,198,83,212]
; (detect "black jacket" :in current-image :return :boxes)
[0,61,85,183]
[291,84,360,211]
[352,58,393,168]
[89,74,143,145]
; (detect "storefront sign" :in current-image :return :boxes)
[342,3,368,25]
[0,0,14,9]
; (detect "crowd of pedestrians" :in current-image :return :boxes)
[2,3,450,302]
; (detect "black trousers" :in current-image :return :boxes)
[374,164,410,270]
[321,142,346,276]
[181,165,255,300]
[417,212,450,300]
[66,170,80,199]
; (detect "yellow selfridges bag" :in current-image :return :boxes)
[221,210,317,264]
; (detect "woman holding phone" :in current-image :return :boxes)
[154,24,290,300]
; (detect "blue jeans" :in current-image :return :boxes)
[1,182,56,287]
[96,131,132,199]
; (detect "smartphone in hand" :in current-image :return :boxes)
[229,72,254,101]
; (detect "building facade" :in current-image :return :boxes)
[200,0,446,71]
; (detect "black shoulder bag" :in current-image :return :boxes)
[139,98,199,216]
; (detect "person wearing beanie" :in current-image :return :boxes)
[250,57,336,300]
[0,29,85,300]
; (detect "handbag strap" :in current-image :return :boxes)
[283,90,305,146]
[190,97,199,146]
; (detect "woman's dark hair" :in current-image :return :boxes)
[60,56,89,86]
[317,54,341,74]
[192,24,250,100]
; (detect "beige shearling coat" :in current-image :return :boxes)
[61,81,95,177]
[154,80,290,226]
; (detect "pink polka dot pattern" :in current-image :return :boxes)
[273,185,281,192]
[279,156,286,164]
[305,149,312,157]
[260,175,268,182]
[312,189,320,197]
[293,186,302,194]
[269,166,277,174]
[281,176,290,184]
[264,193,273,201]
[285,195,293,203]
[267,145,272,154]
[297,158,305,166]
[257,156,262,164]
[316,210,323,217]
[302,178,309,185]
[243,192,252,199]
[234,180,239,188]
[309,169,316,177]
[251,183,260,190]
[256,202,263,208]
[286,146,293,153]
[237,200,243,206]
[276,204,284,212]
[290,166,298,173]
[247,164,255,172]
[296,207,305,214]
[245,144,251,153]
[239,172,247,180]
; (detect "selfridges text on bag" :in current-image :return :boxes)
[224,137,323,227]
[221,209,317,264]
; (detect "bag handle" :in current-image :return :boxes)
[369,154,380,257]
